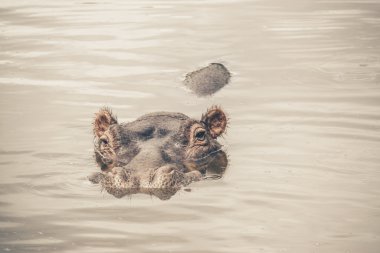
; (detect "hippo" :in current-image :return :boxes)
[184,63,231,96]
[90,106,228,200]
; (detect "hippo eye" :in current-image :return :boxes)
[195,129,206,141]
[99,136,108,146]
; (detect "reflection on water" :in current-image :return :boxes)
[1,0,380,252]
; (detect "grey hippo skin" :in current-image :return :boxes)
[184,63,231,96]
[89,106,228,200]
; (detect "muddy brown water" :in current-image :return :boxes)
[1,0,380,252]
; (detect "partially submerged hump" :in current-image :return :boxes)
[184,63,231,96]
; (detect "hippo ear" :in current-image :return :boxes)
[93,107,118,138]
[201,106,227,139]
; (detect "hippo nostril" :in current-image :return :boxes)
[159,166,177,174]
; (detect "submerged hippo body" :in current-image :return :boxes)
[184,63,231,96]
[90,107,228,200]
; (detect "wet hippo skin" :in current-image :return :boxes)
[90,106,228,200]
[184,63,231,96]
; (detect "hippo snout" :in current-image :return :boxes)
[158,165,177,174]
[146,165,202,191]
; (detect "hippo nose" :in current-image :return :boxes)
[159,165,177,174]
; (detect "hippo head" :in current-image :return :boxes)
[90,106,228,199]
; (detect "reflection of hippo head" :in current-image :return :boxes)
[90,106,228,199]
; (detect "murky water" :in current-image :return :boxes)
[1,0,380,252]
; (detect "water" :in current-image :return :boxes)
[1,0,380,252]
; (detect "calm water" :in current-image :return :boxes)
[1,0,380,252]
